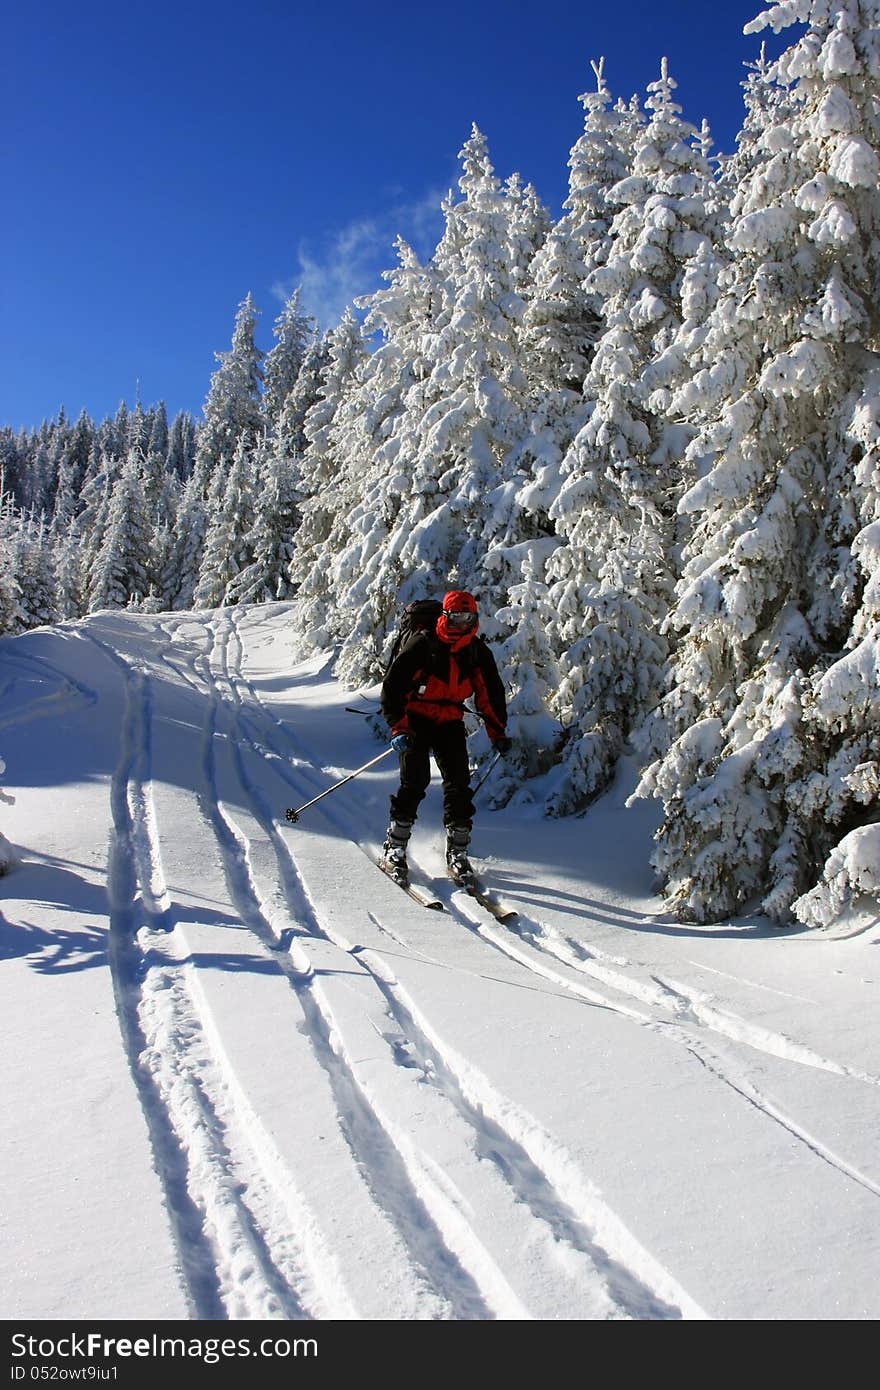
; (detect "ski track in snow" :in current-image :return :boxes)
[90,631,226,1319]
[79,610,880,1320]
[498,913,880,1085]
[90,623,367,1319]
[449,886,880,1203]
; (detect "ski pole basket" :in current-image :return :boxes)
[285,748,394,824]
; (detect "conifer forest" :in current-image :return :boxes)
[2,1,879,930]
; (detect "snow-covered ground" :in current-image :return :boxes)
[1,602,878,1322]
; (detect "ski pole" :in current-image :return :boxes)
[285,748,394,824]
[471,751,502,797]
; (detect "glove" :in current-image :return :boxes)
[495,736,513,756]
[391,732,411,754]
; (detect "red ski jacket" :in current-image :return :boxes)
[381,628,507,744]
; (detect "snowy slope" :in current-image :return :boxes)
[1,603,879,1321]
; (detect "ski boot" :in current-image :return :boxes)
[380,819,413,886]
[445,823,474,884]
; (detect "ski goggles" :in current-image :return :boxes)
[446,610,477,627]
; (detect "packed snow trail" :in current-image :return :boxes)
[2,604,880,1320]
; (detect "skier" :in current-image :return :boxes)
[380,590,511,884]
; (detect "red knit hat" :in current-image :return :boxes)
[442,590,478,614]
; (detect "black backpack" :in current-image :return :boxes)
[386,599,443,670]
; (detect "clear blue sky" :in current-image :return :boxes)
[3,0,785,432]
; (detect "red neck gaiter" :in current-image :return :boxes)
[436,614,478,652]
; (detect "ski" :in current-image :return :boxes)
[378,860,444,911]
[448,869,517,923]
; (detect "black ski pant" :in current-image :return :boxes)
[389,716,475,828]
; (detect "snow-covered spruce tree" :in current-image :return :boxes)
[288,242,448,668]
[0,562,21,637]
[55,517,88,621]
[487,543,566,796]
[127,401,152,460]
[139,430,179,543]
[49,410,94,537]
[88,452,152,610]
[272,332,333,468]
[492,64,644,798]
[505,173,552,302]
[164,472,208,611]
[787,355,880,925]
[11,512,59,631]
[406,128,549,627]
[0,480,23,636]
[166,411,197,482]
[538,60,722,816]
[23,436,53,517]
[30,410,68,518]
[144,404,171,464]
[262,287,316,432]
[194,434,257,608]
[141,472,181,613]
[523,61,636,403]
[224,441,301,605]
[146,400,169,460]
[163,295,264,608]
[80,452,123,607]
[631,0,880,924]
[286,309,377,647]
[0,433,23,509]
[17,413,74,516]
[108,400,130,460]
[139,527,172,613]
[225,327,332,610]
[720,43,799,203]
[312,128,550,689]
[190,293,264,503]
